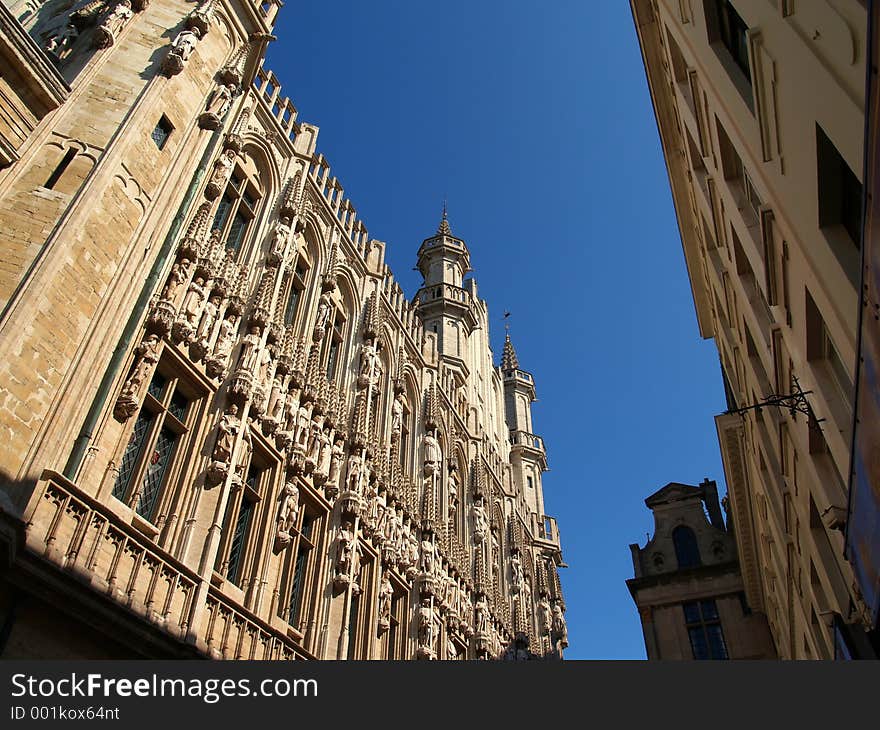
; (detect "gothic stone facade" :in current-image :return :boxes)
[0,0,567,659]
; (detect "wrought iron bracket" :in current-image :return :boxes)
[725,376,825,427]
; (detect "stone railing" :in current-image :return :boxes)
[510,430,545,453]
[23,471,311,659]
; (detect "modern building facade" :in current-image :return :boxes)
[628,479,776,659]
[630,0,875,657]
[0,0,567,659]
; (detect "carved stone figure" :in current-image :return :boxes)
[238,326,262,372]
[275,480,299,545]
[211,404,240,465]
[475,594,489,635]
[313,291,332,341]
[423,431,441,477]
[417,598,434,653]
[95,1,133,48]
[510,552,524,594]
[114,334,161,420]
[268,216,291,264]
[205,148,236,198]
[196,295,221,343]
[419,532,435,575]
[162,259,190,303]
[325,438,345,490]
[182,276,206,326]
[314,427,332,480]
[212,313,237,359]
[162,26,200,75]
[377,572,393,631]
[200,83,237,130]
[345,452,363,494]
[447,463,459,521]
[390,392,405,441]
[258,342,272,384]
[552,604,569,649]
[473,500,488,542]
[358,338,378,379]
[334,521,355,578]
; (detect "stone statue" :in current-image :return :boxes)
[123,334,160,399]
[212,313,237,360]
[170,27,199,61]
[258,342,272,384]
[294,401,311,449]
[419,532,435,575]
[205,148,236,198]
[472,500,488,542]
[211,404,240,465]
[345,452,363,494]
[162,259,189,303]
[378,572,393,630]
[417,598,434,652]
[238,326,262,372]
[475,594,489,635]
[510,552,524,593]
[422,431,441,478]
[196,294,221,342]
[276,480,299,543]
[96,0,133,48]
[205,82,236,117]
[313,291,332,341]
[269,216,291,264]
[552,603,568,649]
[181,276,206,326]
[314,427,332,479]
[325,438,345,490]
[447,463,459,521]
[334,521,355,578]
[358,338,378,379]
[390,392,405,441]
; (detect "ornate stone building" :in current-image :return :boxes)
[0,0,567,659]
[630,0,874,657]
[628,479,776,659]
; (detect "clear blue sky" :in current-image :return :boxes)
[266,1,729,659]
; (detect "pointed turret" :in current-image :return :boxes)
[501,333,519,374]
[414,206,477,363]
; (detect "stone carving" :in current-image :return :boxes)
[417,598,434,658]
[161,258,190,304]
[551,603,568,649]
[474,594,489,635]
[205,149,236,201]
[195,294,221,344]
[473,499,488,543]
[162,26,200,76]
[313,426,332,482]
[274,479,299,549]
[357,337,379,384]
[419,532,435,575]
[377,571,393,632]
[422,431,441,477]
[206,312,238,378]
[268,216,291,266]
[390,392,405,442]
[95,1,133,48]
[345,452,363,495]
[45,23,79,64]
[181,276,207,326]
[447,463,459,522]
[199,83,237,131]
[238,326,262,373]
[510,552,524,594]
[333,521,360,592]
[313,291,332,342]
[206,404,240,485]
[113,334,160,421]
[325,438,345,493]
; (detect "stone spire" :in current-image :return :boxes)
[501,333,519,374]
[437,200,451,236]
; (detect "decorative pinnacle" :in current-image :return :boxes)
[437,199,451,236]
[501,331,519,373]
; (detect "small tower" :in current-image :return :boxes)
[414,207,478,368]
[501,330,548,525]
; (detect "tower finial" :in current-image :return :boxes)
[501,312,519,373]
[437,198,451,235]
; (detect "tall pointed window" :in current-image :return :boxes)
[211,161,263,256]
[112,364,200,526]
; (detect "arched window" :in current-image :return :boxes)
[673,526,702,568]
[211,156,263,256]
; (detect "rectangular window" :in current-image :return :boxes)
[151,116,173,150]
[135,426,177,522]
[347,591,361,660]
[806,288,853,408]
[227,211,249,253]
[683,599,729,659]
[212,195,233,234]
[284,285,302,326]
[704,0,753,109]
[286,512,314,628]
[226,492,255,585]
[817,124,863,249]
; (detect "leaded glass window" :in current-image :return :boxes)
[684,600,729,659]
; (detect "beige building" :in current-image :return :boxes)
[0,0,567,659]
[628,479,776,659]
[630,0,872,658]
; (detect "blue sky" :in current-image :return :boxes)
[266,1,729,659]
